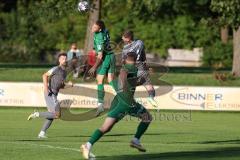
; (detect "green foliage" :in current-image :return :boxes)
[0,0,87,63]
[211,0,240,28]
[0,0,234,65]
[103,0,220,57]
[202,40,233,68]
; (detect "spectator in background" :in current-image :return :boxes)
[83,49,96,80]
[67,43,82,78]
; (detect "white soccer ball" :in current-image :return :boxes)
[78,0,89,12]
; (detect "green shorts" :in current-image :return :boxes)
[107,96,148,121]
[97,53,116,75]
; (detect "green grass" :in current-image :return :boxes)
[1,107,240,160]
[0,68,46,82]
[1,68,240,86]
[158,73,240,86]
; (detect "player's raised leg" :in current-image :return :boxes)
[28,94,61,138]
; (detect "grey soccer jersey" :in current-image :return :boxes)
[122,40,146,62]
[122,40,151,85]
[47,66,67,95]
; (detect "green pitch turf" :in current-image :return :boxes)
[0,107,240,160]
[1,68,240,86]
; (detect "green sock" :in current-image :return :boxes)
[134,122,150,139]
[97,84,105,103]
[89,129,104,145]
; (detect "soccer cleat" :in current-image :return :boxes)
[95,103,104,117]
[38,134,48,139]
[38,131,48,139]
[147,97,159,108]
[27,112,39,121]
[80,144,90,159]
[89,152,96,159]
[130,140,146,152]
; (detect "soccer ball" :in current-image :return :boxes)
[77,0,89,12]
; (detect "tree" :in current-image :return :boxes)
[211,0,240,76]
[83,0,101,55]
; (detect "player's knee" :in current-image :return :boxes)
[99,126,112,133]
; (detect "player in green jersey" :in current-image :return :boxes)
[88,20,116,116]
[81,52,152,159]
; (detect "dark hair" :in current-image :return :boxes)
[58,52,67,59]
[123,30,134,40]
[126,52,137,62]
[95,20,105,30]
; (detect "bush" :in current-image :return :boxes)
[202,40,233,68]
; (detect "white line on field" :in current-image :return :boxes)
[0,141,79,152]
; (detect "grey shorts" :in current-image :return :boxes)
[44,93,60,113]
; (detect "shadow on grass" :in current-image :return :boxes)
[197,139,240,144]
[57,132,191,138]
[16,139,46,142]
[97,147,240,160]
[173,139,240,145]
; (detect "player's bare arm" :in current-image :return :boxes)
[42,72,50,94]
[118,69,128,92]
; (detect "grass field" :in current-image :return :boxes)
[1,68,240,86]
[1,107,240,160]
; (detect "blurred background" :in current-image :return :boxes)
[0,0,239,70]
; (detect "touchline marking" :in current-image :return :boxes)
[0,141,79,152]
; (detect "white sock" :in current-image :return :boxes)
[86,142,92,150]
[39,131,45,136]
[132,137,140,144]
[98,102,103,105]
[35,112,40,117]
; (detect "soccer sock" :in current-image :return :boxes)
[134,122,150,140]
[86,142,92,150]
[88,129,104,145]
[97,84,105,103]
[132,137,140,144]
[41,119,53,132]
[39,112,55,119]
[148,89,155,98]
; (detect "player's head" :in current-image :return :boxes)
[71,43,77,50]
[122,30,134,44]
[92,20,105,33]
[58,52,67,66]
[125,52,137,64]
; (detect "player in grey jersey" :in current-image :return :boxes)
[122,30,158,108]
[27,53,72,138]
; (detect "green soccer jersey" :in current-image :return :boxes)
[93,29,113,55]
[113,63,138,105]
[108,64,149,120]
